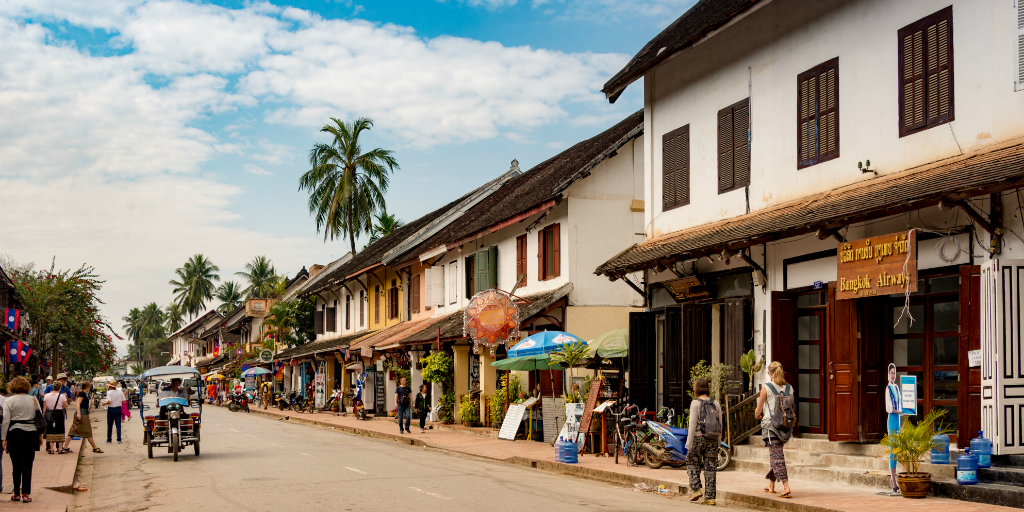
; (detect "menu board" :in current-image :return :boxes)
[498,404,527,441]
[541,397,565,443]
[576,378,603,452]
[374,371,386,414]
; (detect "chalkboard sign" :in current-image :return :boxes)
[576,377,603,453]
[498,404,527,441]
[374,371,386,414]
[541,397,565,443]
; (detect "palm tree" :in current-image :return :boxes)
[235,256,277,299]
[122,307,142,344]
[368,210,405,245]
[139,302,165,339]
[299,117,399,255]
[215,281,246,313]
[164,302,185,334]
[169,254,220,319]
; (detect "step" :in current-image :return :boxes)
[744,436,888,457]
[992,454,1024,468]
[934,480,1024,508]
[733,444,956,479]
[981,465,1024,487]
[731,458,897,490]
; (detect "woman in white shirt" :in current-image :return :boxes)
[43,381,69,454]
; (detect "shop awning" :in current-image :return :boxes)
[280,330,379,359]
[596,138,1024,277]
[350,316,448,351]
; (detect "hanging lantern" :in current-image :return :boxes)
[463,288,520,356]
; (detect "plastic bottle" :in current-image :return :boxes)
[970,431,993,469]
[555,437,565,462]
[564,438,579,464]
[930,433,950,464]
[957,448,979,485]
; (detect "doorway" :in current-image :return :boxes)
[797,308,826,433]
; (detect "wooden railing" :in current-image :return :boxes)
[724,392,761,446]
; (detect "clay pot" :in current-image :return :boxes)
[896,472,931,499]
[462,421,475,428]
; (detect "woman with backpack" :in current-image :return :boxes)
[754,361,794,498]
[686,378,722,506]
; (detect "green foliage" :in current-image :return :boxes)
[164,302,185,334]
[438,390,456,423]
[235,256,278,299]
[458,394,480,424]
[168,254,220,319]
[263,297,316,348]
[490,373,523,424]
[130,364,145,375]
[421,351,454,393]
[563,375,596,404]
[880,408,952,475]
[548,340,590,370]
[215,281,246,314]
[367,210,405,246]
[740,349,764,395]
[688,360,735,402]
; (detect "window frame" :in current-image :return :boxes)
[516,234,528,286]
[796,57,840,169]
[897,6,954,138]
[717,98,751,194]
[662,124,690,211]
[538,223,561,281]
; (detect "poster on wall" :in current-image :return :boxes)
[557,402,587,445]
[836,231,917,300]
[314,363,326,409]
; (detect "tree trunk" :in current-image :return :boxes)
[348,198,357,255]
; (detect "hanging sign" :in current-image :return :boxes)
[662,276,711,302]
[259,349,274,363]
[361,347,373,358]
[836,231,917,300]
[464,289,520,356]
[900,374,918,416]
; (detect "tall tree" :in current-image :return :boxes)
[299,117,399,255]
[164,302,185,334]
[139,302,165,339]
[367,210,405,245]
[235,256,278,299]
[169,254,220,319]
[122,307,142,344]
[215,280,246,313]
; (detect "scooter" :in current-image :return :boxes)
[227,392,249,413]
[640,420,689,469]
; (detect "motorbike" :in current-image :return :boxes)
[227,392,250,413]
[639,410,732,471]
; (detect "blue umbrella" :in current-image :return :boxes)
[241,367,271,378]
[508,331,582,357]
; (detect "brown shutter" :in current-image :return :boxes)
[516,235,527,286]
[374,286,380,323]
[662,125,689,210]
[537,230,544,281]
[326,307,337,332]
[552,223,560,278]
[717,106,734,193]
[733,99,750,188]
[411,274,420,314]
[359,291,365,326]
[899,6,953,137]
[819,65,838,158]
[314,310,324,335]
[797,58,839,169]
[799,73,817,164]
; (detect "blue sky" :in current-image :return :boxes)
[0,0,695,353]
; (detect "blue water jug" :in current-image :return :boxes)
[564,438,578,464]
[970,431,992,469]
[930,433,950,464]
[957,448,979,485]
[555,437,565,462]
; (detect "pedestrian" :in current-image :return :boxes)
[0,384,6,487]
[102,380,125,443]
[62,381,102,455]
[414,384,431,433]
[686,378,722,506]
[43,381,69,454]
[28,379,43,408]
[50,373,74,403]
[754,361,794,498]
[120,382,133,422]
[3,376,44,503]
[42,375,53,394]
[394,377,412,434]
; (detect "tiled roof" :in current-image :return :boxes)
[602,0,761,103]
[596,138,1024,276]
[349,316,446,350]
[274,330,378,360]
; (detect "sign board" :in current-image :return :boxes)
[813,281,824,290]
[557,402,587,445]
[662,276,711,302]
[968,349,982,368]
[361,347,373,358]
[314,362,326,409]
[259,349,274,363]
[374,371,386,414]
[593,400,616,414]
[576,377,604,453]
[521,396,538,408]
[498,404,527,441]
[900,374,918,416]
[837,231,917,300]
[541,397,565,443]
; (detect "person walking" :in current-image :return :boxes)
[754,361,794,498]
[394,377,412,434]
[120,382,132,423]
[62,381,102,454]
[3,376,44,503]
[43,381,69,454]
[29,379,43,407]
[414,384,431,433]
[686,378,722,506]
[102,381,125,443]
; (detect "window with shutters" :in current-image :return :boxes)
[388,279,399,319]
[538,223,561,281]
[898,7,954,137]
[516,235,528,286]
[326,303,337,332]
[717,98,750,194]
[374,285,380,324]
[662,125,690,210]
[411,274,420,314]
[797,58,839,169]
[345,295,351,330]
[1015,0,1023,92]
[465,256,476,298]
[448,262,458,304]
[359,290,365,326]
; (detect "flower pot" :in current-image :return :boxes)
[897,472,931,499]
[462,421,474,428]
[388,411,397,417]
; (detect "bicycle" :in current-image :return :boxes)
[609,402,638,465]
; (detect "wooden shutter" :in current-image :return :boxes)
[770,292,798,394]
[326,307,336,332]
[664,307,684,417]
[389,286,399,319]
[432,267,444,306]
[359,291,365,326]
[448,262,458,304]
[628,311,657,412]
[411,274,420,314]
[1016,0,1024,91]
[662,125,689,210]
[516,235,527,286]
[314,310,324,335]
[718,98,749,193]
[345,296,351,330]
[681,303,711,400]
[860,297,887,441]
[537,230,544,282]
[465,256,475,298]
[723,297,749,391]
[476,249,489,293]
[486,246,498,289]
[550,225,560,278]
[374,286,380,324]
[958,265,981,444]
[797,58,839,169]
[718,106,734,193]
[899,7,953,137]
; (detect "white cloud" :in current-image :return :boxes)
[545,141,566,149]
[243,164,273,176]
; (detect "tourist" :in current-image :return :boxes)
[414,384,431,433]
[2,377,44,503]
[754,361,794,498]
[102,381,125,443]
[686,378,722,506]
[394,377,412,434]
[43,381,69,454]
[63,381,102,454]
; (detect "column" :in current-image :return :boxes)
[452,345,470,405]
[409,350,424,392]
[385,366,397,412]
[479,350,498,423]
[326,355,336,398]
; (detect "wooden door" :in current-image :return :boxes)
[628,311,657,412]
[827,282,860,441]
[959,265,981,443]
[681,303,711,400]
[724,297,750,392]
[664,307,684,417]
[770,292,798,391]
[860,297,887,441]
[797,309,826,433]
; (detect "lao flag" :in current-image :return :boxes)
[7,340,31,363]
[4,309,19,330]
[273,360,284,378]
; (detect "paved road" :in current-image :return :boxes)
[72,399,741,511]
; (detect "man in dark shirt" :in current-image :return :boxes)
[394,377,412,434]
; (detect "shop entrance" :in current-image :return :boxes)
[772,289,829,435]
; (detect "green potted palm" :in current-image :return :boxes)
[458,394,479,427]
[879,409,950,499]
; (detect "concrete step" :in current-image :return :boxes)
[733,444,956,479]
[981,465,1024,487]
[731,458,896,490]
[934,480,1024,508]
[992,454,1024,468]
[744,436,888,457]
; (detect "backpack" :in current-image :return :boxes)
[766,383,798,432]
[697,398,722,441]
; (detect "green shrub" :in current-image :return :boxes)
[421,352,454,392]
[438,390,455,423]
[490,373,523,424]
[458,394,479,424]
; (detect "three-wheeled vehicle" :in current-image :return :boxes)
[139,366,202,461]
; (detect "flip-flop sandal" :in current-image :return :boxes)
[779,492,793,499]
[764,486,775,493]
[11,495,20,502]
[22,497,32,503]
[93,448,104,453]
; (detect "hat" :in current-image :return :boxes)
[56,373,67,379]
[45,376,53,381]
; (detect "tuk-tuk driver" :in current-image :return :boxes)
[160,378,189,399]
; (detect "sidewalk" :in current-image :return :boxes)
[0,414,90,512]
[244,404,1011,512]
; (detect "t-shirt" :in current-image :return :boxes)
[77,391,90,415]
[396,386,412,407]
[45,383,74,401]
[106,388,125,408]
[44,392,68,412]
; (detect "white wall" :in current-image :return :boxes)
[644,0,1024,239]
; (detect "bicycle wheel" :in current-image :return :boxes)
[614,434,620,464]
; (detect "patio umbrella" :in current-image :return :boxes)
[490,354,563,371]
[240,367,271,378]
[586,328,628,359]
[507,331,582,357]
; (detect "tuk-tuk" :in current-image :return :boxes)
[139,366,202,461]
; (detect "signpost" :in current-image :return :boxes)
[836,231,917,300]
[374,371,386,414]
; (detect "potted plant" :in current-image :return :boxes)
[331,401,340,413]
[880,409,950,499]
[438,390,455,424]
[458,394,479,427]
[388,407,397,417]
[739,349,763,396]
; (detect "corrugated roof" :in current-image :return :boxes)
[596,138,1024,276]
[602,0,761,103]
[275,329,378,360]
[350,316,448,350]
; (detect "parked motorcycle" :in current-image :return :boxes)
[227,392,250,413]
[640,418,688,469]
